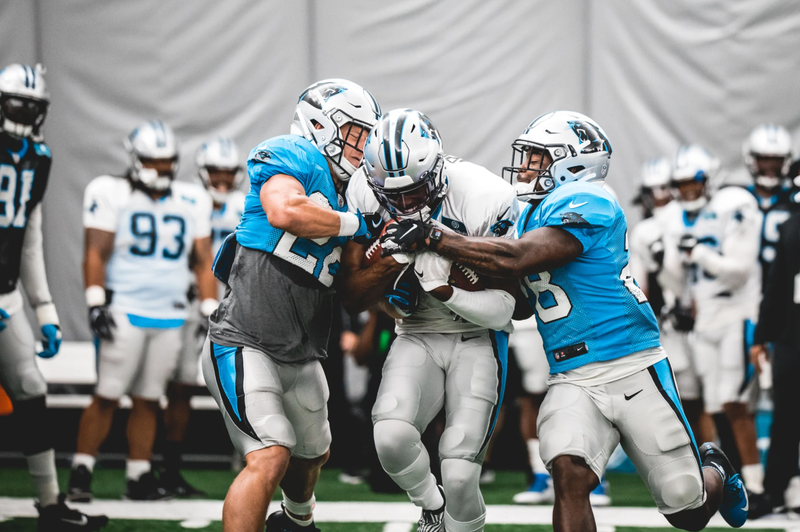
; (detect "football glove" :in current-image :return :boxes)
[38,324,62,358]
[678,234,698,253]
[0,308,8,332]
[649,239,665,269]
[89,305,116,340]
[352,211,385,245]
[666,305,695,332]
[414,250,452,292]
[385,264,420,318]
[380,219,428,257]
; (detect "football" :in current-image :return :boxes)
[362,219,394,268]
[448,262,484,291]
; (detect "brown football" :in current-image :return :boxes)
[448,263,484,291]
[361,220,394,268]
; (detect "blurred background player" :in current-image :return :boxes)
[0,62,108,531]
[160,136,245,496]
[342,109,518,532]
[203,79,381,532]
[660,143,765,500]
[70,120,216,502]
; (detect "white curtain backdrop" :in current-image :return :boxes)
[1,0,799,339]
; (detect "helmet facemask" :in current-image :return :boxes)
[201,166,241,203]
[323,118,371,182]
[751,154,787,191]
[367,153,447,220]
[131,156,178,192]
[671,174,708,213]
[0,94,48,139]
[503,141,563,201]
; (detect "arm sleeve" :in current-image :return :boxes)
[691,205,762,289]
[443,287,515,330]
[83,177,119,231]
[538,185,617,252]
[19,204,54,309]
[754,218,792,344]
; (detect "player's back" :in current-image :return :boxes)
[518,181,660,373]
[83,175,211,320]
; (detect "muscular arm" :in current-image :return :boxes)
[430,226,583,280]
[19,204,53,307]
[260,174,347,239]
[83,227,115,288]
[191,236,217,302]
[340,239,406,314]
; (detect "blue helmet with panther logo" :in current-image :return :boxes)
[503,110,612,201]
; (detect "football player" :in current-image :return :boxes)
[741,124,795,290]
[659,144,765,502]
[161,137,246,496]
[202,79,381,532]
[0,63,108,531]
[341,109,518,532]
[69,120,217,502]
[382,112,748,531]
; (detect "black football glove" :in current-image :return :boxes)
[89,305,116,340]
[678,234,698,253]
[666,305,695,332]
[352,211,385,246]
[384,264,420,317]
[380,219,428,257]
[649,239,665,268]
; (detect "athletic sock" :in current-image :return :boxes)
[126,459,151,481]
[27,449,59,507]
[741,463,765,494]
[526,438,547,475]
[408,473,444,510]
[72,452,96,473]
[444,509,486,532]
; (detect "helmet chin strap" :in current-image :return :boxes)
[208,187,230,204]
[680,196,707,213]
[755,175,780,190]
[135,167,171,192]
[2,118,33,139]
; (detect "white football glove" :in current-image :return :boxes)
[390,252,415,265]
[414,250,451,292]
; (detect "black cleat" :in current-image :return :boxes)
[747,491,775,520]
[37,493,109,532]
[417,486,445,532]
[160,470,206,497]
[265,505,320,532]
[700,442,748,527]
[124,471,174,501]
[67,466,93,503]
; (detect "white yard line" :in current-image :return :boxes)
[0,498,796,529]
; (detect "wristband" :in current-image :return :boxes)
[35,302,60,327]
[200,298,219,317]
[85,285,106,307]
[428,226,444,251]
[337,211,361,237]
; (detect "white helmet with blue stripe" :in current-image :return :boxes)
[363,109,447,220]
[291,78,381,182]
[671,144,719,212]
[124,120,179,192]
[0,63,49,139]
[196,137,243,203]
[504,110,612,201]
[742,123,792,190]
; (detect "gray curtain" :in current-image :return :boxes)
[1,0,799,339]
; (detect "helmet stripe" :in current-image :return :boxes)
[394,110,410,174]
[382,115,394,175]
[23,65,30,88]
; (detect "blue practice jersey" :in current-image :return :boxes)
[517,182,661,373]
[235,135,347,288]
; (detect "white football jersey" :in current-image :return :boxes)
[629,202,676,295]
[347,155,519,334]
[211,190,245,256]
[660,186,762,331]
[83,176,212,321]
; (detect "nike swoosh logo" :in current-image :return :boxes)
[496,206,510,221]
[569,200,589,208]
[63,516,89,526]
[624,389,643,401]
[414,269,424,278]
[371,218,383,228]
[461,334,481,342]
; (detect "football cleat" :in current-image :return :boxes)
[701,442,748,527]
[124,471,174,501]
[265,504,320,532]
[589,477,611,507]
[159,469,206,497]
[417,486,446,532]
[36,493,108,532]
[512,473,554,504]
[67,465,93,503]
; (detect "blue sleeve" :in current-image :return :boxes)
[246,137,315,190]
[539,184,617,251]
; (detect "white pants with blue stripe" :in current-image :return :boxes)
[538,357,706,515]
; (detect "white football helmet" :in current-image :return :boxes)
[291,79,380,182]
[742,124,792,190]
[124,120,179,192]
[671,144,719,212]
[503,111,612,201]
[363,109,447,220]
[634,157,673,214]
[0,64,49,139]
[196,137,243,203]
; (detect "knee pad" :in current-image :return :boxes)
[11,395,52,455]
[651,456,705,512]
[373,419,424,475]
[441,459,483,521]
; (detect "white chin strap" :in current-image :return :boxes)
[208,187,230,204]
[2,118,33,138]
[136,167,171,191]
[680,196,707,212]
[755,175,780,189]
[329,156,358,182]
